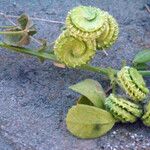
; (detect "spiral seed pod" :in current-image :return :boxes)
[66,6,108,40]
[142,101,150,127]
[105,94,143,123]
[117,66,149,102]
[54,31,96,68]
[96,14,119,50]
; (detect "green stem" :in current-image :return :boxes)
[0,42,57,61]
[79,64,118,76]
[0,42,150,77]
[0,26,16,29]
[80,64,150,77]
[139,71,150,76]
[0,30,25,35]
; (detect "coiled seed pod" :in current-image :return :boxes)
[66,6,108,40]
[105,94,143,123]
[117,66,149,102]
[54,31,96,68]
[142,101,150,127]
[96,14,119,50]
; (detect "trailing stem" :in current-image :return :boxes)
[0,42,150,77]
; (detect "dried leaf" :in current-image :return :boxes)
[37,39,48,52]
[18,14,31,29]
[3,14,37,46]
[53,62,66,68]
[28,25,37,36]
[4,28,26,46]
[69,79,106,108]
[66,104,115,139]
[17,33,30,46]
[18,14,37,36]
[133,49,150,64]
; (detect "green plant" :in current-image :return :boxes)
[66,6,108,40]
[105,94,143,123]
[142,101,150,126]
[0,6,150,139]
[54,31,96,67]
[117,66,149,101]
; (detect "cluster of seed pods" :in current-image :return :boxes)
[66,67,150,139]
[54,6,119,67]
[105,66,150,125]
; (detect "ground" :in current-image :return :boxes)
[0,0,150,150]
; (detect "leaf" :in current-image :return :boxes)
[133,49,150,64]
[66,104,115,139]
[77,96,94,106]
[4,28,27,46]
[18,14,37,36]
[37,39,48,52]
[133,63,149,70]
[3,14,37,46]
[69,79,106,108]
[28,25,37,36]
[18,14,30,29]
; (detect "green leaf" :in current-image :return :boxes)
[66,104,115,139]
[77,96,94,106]
[133,49,150,64]
[69,79,106,108]
[133,63,149,70]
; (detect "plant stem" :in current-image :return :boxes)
[0,30,25,35]
[0,42,57,61]
[145,4,150,14]
[138,71,150,76]
[0,26,15,29]
[79,64,118,76]
[0,42,150,77]
[80,64,150,77]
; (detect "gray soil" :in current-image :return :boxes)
[0,0,150,150]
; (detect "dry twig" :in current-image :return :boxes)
[145,4,150,14]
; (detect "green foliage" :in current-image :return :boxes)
[66,104,115,139]
[133,49,150,65]
[142,101,150,126]
[77,96,94,106]
[69,79,106,108]
[133,63,149,70]
[77,95,94,106]
[66,76,150,139]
